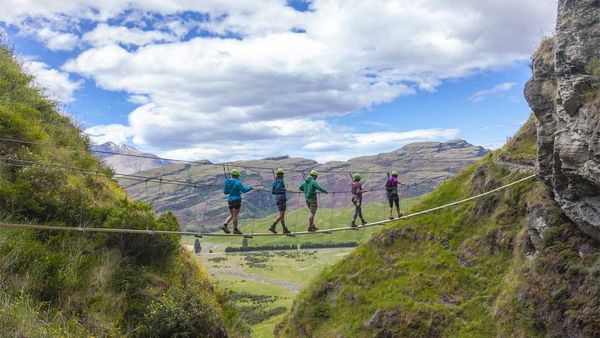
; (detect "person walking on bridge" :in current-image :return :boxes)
[222,169,253,234]
[299,170,328,232]
[269,168,291,234]
[386,170,402,220]
[351,173,366,227]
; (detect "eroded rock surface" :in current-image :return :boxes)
[525,0,600,240]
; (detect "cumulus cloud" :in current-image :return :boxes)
[0,0,556,160]
[24,61,82,104]
[469,82,517,102]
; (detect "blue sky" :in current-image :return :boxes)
[0,0,556,162]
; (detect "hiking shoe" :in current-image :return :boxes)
[282,227,291,234]
[220,225,231,234]
[233,228,243,235]
[307,226,318,232]
[268,225,277,234]
[350,222,358,228]
[389,217,395,220]
[361,219,367,225]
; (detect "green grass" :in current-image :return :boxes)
[200,249,351,337]
[495,114,537,163]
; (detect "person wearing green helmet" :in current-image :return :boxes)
[222,169,253,234]
[385,170,402,219]
[269,168,291,234]
[299,170,328,232]
[351,173,366,227]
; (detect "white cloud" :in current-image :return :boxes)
[85,124,133,145]
[82,24,178,47]
[127,94,151,105]
[1,0,556,160]
[469,82,517,102]
[34,27,79,51]
[24,60,82,104]
[303,129,460,152]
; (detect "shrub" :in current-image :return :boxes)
[103,199,180,265]
[138,285,227,338]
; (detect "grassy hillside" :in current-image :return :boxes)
[0,46,249,336]
[276,116,600,337]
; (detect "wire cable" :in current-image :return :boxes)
[0,136,403,175]
[0,174,536,237]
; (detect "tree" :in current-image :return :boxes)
[194,238,201,254]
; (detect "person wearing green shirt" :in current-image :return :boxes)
[299,170,328,232]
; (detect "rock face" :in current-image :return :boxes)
[525,0,600,240]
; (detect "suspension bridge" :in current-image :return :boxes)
[0,137,536,238]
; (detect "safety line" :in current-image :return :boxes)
[0,174,536,237]
[0,158,418,194]
[0,136,399,175]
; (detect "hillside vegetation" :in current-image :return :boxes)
[276,116,600,337]
[0,46,248,336]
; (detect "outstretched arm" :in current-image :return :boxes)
[314,181,328,193]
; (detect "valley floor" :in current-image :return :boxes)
[197,249,351,337]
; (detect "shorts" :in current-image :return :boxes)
[306,199,318,213]
[228,199,242,210]
[276,200,287,211]
[387,193,399,208]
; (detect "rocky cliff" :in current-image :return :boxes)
[525,0,600,240]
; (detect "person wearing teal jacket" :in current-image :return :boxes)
[299,170,328,232]
[221,169,253,235]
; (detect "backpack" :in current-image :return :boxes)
[385,179,393,193]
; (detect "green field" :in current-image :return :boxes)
[183,197,422,252]
[199,249,351,337]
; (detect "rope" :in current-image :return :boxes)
[0,136,396,175]
[154,177,163,208]
[0,174,536,237]
[0,158,422,194]
[329,192,335,233]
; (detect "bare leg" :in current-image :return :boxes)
[396,200,401,218]
[232,208,240,229]
[273,212,282,226]
[279,210,286,227]
[224,213,232,226]
[308,210,316,228]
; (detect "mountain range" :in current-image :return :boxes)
[114,139,489,230]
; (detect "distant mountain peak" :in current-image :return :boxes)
[443,139,470,147]
[261,155,291,161]
[91,142,172,174]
